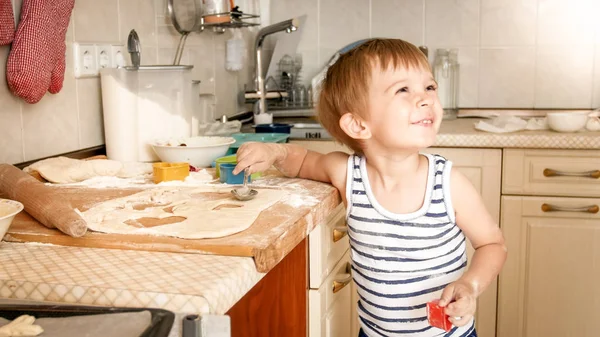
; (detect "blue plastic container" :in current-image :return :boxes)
[254,123,293,134]
[226,133,290,155]
[219,163,251,184]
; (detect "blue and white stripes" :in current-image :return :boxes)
[346,154,474,336]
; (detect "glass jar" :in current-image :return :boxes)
[433,49,459,120]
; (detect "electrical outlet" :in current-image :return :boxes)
[111,44,127,68]
[73,42,97,78]
[96,44,113,70]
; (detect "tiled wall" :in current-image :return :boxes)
[0,0,255,165]
[270,0,600,110]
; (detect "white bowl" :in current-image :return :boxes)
[0,199,24,239]
[151,136,236,167]
[546,111,590,132]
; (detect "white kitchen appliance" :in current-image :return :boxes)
[100,65,194,162]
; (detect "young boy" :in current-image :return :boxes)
[233,39,506,337]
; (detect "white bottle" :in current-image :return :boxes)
[226,29,246,71]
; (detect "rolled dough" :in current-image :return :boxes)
[23,157,153,184]
[79,186,287,239]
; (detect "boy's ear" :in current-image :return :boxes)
[339,113,371,140]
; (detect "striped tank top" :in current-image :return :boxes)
[346,153,475,337]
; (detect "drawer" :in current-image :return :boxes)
[503,149,600,197]
[309,204,349,289]
[308,249,352,337]
[505,195,600,219]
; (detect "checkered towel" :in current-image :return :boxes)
[0,0,14,45]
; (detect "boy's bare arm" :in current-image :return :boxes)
[234,143,349,192]
[449,169,507,297]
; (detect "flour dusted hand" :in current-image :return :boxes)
[0,315,43,337]
[233,143,286,175]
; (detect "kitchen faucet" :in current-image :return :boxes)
[249,18,299,118]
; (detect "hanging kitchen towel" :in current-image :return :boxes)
[0,0,15,45]
[6,0,75,104]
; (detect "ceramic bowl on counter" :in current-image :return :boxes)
[151,136,236,167]
[546,111,590,132]
[0,199,24,239]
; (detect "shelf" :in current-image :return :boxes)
[197,11,260,31]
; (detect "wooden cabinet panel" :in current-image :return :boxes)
[498,196,600,337]
[503,149,600,198]
[308,250,352,337]
[308,204,349,289]
[227,239,307,337]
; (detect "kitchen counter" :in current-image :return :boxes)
[267,116,600,149]
[0,173,342,336]
[435,118,600,149]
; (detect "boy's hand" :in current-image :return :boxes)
[233,142,285,175]
[439,280,477,327]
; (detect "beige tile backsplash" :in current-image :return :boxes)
[1,0,600,164]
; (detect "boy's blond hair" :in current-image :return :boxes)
[317,39,431,153]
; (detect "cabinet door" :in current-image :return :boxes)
[309,250,352,337]
[498,196,600,337]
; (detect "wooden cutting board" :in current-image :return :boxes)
[3,178,341,273]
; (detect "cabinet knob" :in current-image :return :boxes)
[332,226,348,243]
[332,262,352,294]
[543,168,600,179]
[541,203,599,214]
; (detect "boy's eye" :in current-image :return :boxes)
[395,87,408,94]
[426,85,437,91]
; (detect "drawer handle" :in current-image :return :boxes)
[332,262,352,294]
[541,203,599,214]
[332,226,348,242]
[543,168,600,179]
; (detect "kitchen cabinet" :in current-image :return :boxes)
[293,141,502,337]
[497,149,600,337]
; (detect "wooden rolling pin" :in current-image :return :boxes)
[0,164,87,237]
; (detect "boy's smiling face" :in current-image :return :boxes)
[364,63,443,151]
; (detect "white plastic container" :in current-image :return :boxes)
[100,65,194,162]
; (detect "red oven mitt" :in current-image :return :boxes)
[0,0,15,45]
[6,0,74,104]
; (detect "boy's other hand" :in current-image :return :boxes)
[439,280,477,327]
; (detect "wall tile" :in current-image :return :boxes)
[73,0,120,42]
[535,45,594,108]
[0,46,24,164]
[480,0,537,46]
[270,0,318,52]
[319,0,370,62]
[187,35,216,95]
[371,0,424,46]
[21,71,79,161]
[214,33,243,117]
[537,0,597,45]
[77,79,104,149]
[119,0,157,46]
[592,45,600,108]
[425,0,479,47]
[478,48,535,108]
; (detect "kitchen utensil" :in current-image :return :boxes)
[213,155,262,179]
[546,111,590,132]
[127,29,140,67]
[167,0,202,65]
[0,198,24,239]
[202,0,231,24]
[0,164,87,237]
[219,163,251,184]
[231,168,257,201]
[152,162,190,184]
[152,136,235,167]
[426,300,452,332]
[253,123,293,134]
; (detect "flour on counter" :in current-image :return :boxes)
[55,170,216,189]
[283,193,319,208]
